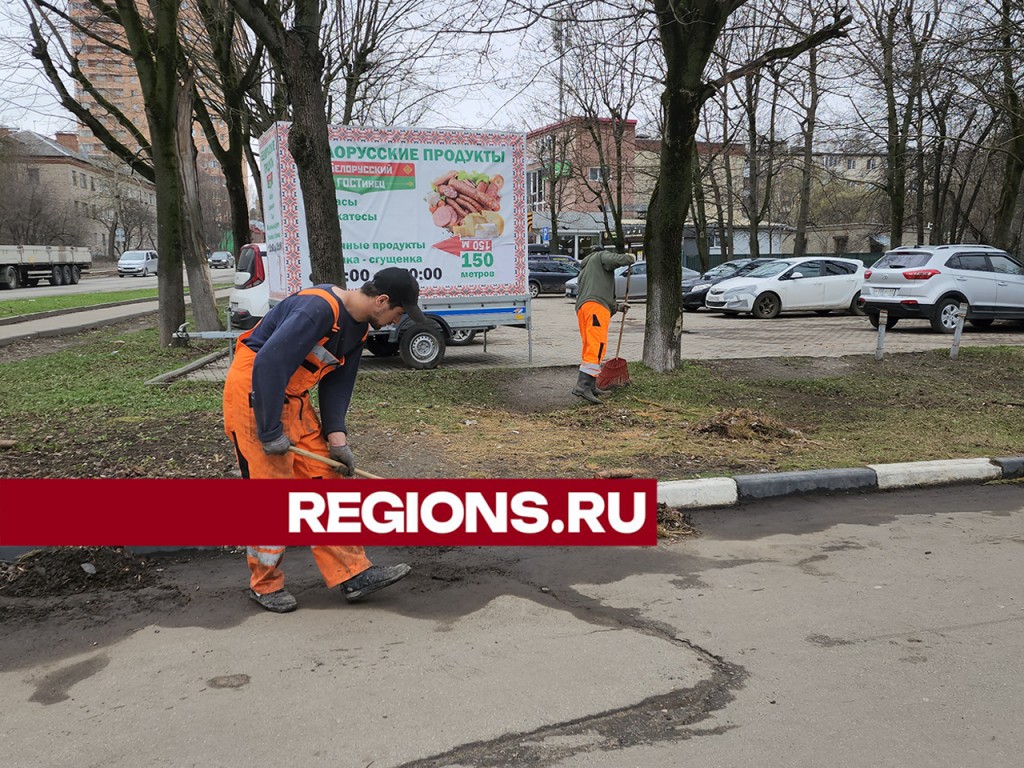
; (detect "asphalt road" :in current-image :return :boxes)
[1,265,236,299]
[1,483,1021,767]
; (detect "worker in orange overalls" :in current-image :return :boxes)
[572,248,635,404]
[223,267,426,613]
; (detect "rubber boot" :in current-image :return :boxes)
[591,375,610,396]
[572,371,604,404]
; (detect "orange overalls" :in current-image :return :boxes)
[223,288,371,595]
[576,301,612,377]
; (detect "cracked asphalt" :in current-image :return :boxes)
[2,482,1021,766]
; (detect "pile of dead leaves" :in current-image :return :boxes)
[657,503,699,540]
[0,547,159,597]
[693,408,800,441]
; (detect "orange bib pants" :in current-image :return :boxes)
[223,290,371,595]
[577,301,611,377]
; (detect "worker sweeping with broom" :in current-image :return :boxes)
[572,247,636,404]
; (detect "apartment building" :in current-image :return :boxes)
[67,1,228,182]
[0,129,157,256]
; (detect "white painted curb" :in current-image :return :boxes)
[867,458,1002,490]
[658,477,738,509]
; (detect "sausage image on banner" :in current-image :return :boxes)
[426,170,505,239]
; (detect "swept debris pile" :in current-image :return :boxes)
[693,408,800,440]
[657,503,699,540]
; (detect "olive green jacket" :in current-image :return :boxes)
[573,250,636,313]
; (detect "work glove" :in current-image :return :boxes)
[329,444,355,477]
[616,302,630,314]
[262,433,292,455]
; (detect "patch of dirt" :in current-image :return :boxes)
[0,547,160,597]
[693,408,801,440]
[699,356,861,381]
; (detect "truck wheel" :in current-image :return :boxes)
[50,266,64,286]
[365,336,400,357]
[399,323,446,369]
[26,278,39,287]
[2,265,18,289]
[70,265,81,284]
[62,265,73,285]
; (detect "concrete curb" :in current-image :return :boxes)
[656,456,1022,509]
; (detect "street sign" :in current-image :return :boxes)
[541,226,550,244]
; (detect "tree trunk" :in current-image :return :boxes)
[281,23,344,286]
[794,48,818,258]
[175,72,222,332]
[991,0,1024,251]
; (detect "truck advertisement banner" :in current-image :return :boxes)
[259,123,528,303]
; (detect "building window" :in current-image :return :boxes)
[846,158,856,170]
[588,166,608,182]
[824,155,838,168]
[72,169,78,186]
[867,158,878,170]
[27,168,39,184]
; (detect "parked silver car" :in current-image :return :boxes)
[859,244,1024,332]
[564,260,700,301]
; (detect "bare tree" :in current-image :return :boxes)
[23,0,223,343]
[643,0,851,371]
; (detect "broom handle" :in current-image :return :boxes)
[613,263,631,358]
[288,445,385,479]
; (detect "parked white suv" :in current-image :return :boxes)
[228,243,269,329]
[705,256,865,318]
[859,244,1024,332]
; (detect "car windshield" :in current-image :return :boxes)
[704,262,743,278]
[120,252,144,261]
[745,261,791,278]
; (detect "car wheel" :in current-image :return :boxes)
[141,267,149,278]
[529,281,540,299]
[868,313,899,329]
[399,323,446,369]
[848,292,866,316]
[751,292,781,319]
[930,297,964,333]
[969,318,994,328]
[447,328,477,346]
[365,336,400,357]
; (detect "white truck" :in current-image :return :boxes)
[0,244,92,289]
[258,122,531,369]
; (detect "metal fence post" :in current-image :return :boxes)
[874,310,887,361]
[950,302,967,360]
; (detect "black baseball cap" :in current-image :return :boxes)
[371,267,426,323]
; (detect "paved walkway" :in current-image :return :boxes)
[181,296,1024,382]
[4,294,1023,380]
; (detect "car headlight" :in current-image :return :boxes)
[691,283,711,292]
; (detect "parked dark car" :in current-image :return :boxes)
[682,258,778,311]
[528,257,580,298]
